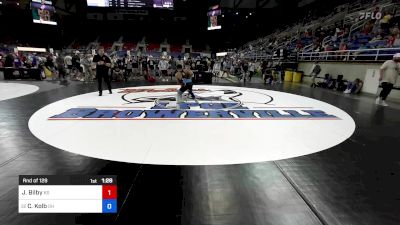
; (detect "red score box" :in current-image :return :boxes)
[102,185,117,199]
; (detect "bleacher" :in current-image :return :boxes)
[239,0,400,62]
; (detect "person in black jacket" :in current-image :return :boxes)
[92,47,112,96]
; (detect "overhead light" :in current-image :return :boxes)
[236,12,239,15]
[222,14,224,17]
[246,16,248,18]
[249,13,252,16]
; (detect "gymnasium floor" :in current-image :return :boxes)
[0,79,399,225]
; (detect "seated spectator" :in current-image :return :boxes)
[339,41,347,51]
[317,74,334,89]
[335,75,346,91]
[388,35,396,47]
[353,44,368,60]
[363,21,374,35]
[263,69,273,85]
[324,44,333,51]
[294,41,303,52]
[331,33,338,42]
[112,66,124,82]
[390,26,400,47]
[343,78,363,94]
[339,41,348,60]
[370,33,383,42]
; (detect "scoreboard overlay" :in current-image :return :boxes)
[19,175,117,213]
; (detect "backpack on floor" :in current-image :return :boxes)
[147,75,156,82]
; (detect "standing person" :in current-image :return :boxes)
[71,51,81,79]
[132,56,139,77]
[175,64,196,104]
[248,60,255,82]
[55,53,67,84]
[176,56,184,67]
[213,59,221,78]
[92,47,112,96]
[125,56,133,80]
[81,54,93,83]
[169,56,177,80]
[148,57,155,78]
[117,57,126,82]
[45,54,56,80]
[275,61,283,84]
[0,54,4,68]
[376,53,400,106]
[158,57,169,81]
[310,61,321,88]
[141,57,148,80]
[4,53,14,79]
[64,54,73,75]
[241,60,249,83]
[210,59,215,72]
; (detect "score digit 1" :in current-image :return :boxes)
[102,185,117,213]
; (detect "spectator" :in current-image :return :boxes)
[64,54,73,74]
[339,41,348,60]
[275,62,283,84]
[4,53,14,67]
[132,56,139,77]
[370,33,383,42]
[125,56,133,79]
[343,78,363,94]
[169,56,177,80]
[141,57,148,79]
[81,54,93,83]
[380,13,393,34]
[310,61,321,88]
[71,51,81,78]
[158,56,169,81]
[44,54,56,80]
[388,35,396,47]
[212,59,221,77]
[248,60,255,81]
[363,21,374,35]
[176,56,184,67]
[56,53,68,84]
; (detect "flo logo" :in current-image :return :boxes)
[48,87,340,120]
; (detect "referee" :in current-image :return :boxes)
[92,47,112,96]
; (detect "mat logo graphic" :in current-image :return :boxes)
[48,88,340,120]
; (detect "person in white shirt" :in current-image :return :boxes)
[64,55,73,75]
[376,53,400,106]
[158,57,169,81]
[248,61,255,81]
[81,54,93,83]
[213,60,221,78]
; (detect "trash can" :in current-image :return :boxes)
[293,71,303,83]
[284,70,293,82]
